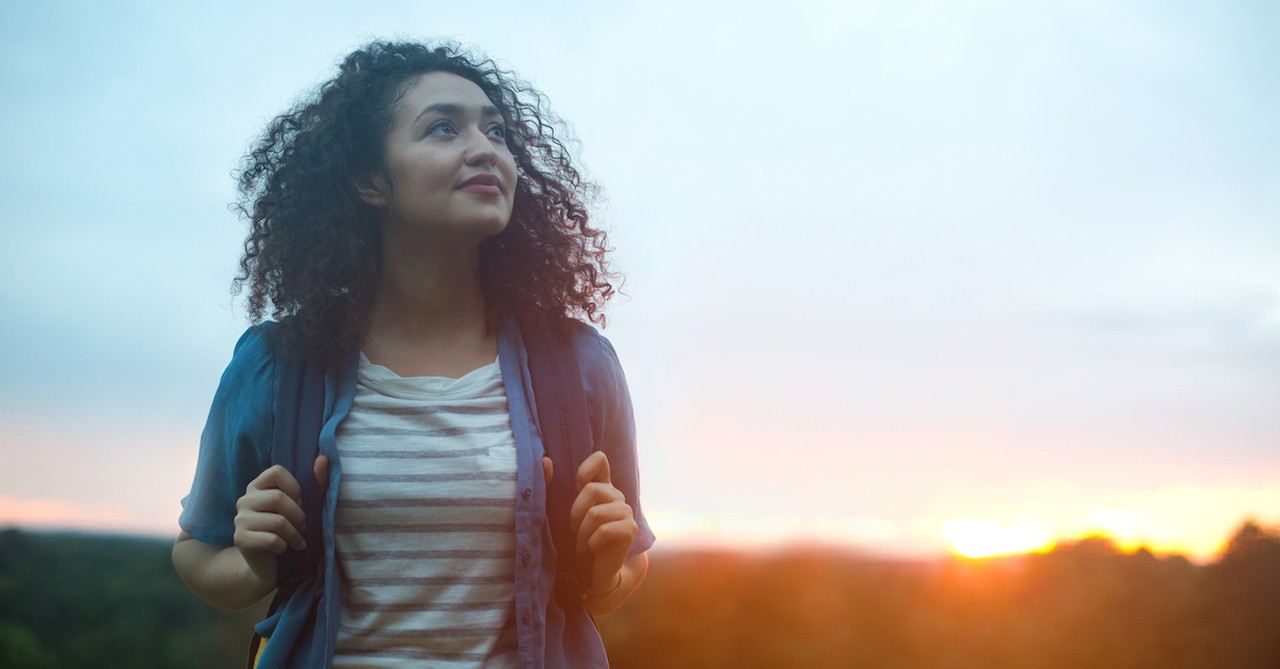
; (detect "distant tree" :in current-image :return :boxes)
[1197,520,1280,668]
[0,622,56,669]
[0,529,263,669]
[1220,520,1280,561]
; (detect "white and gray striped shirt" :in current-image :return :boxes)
[332,354,519,668]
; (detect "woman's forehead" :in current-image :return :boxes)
[394,71,499,119]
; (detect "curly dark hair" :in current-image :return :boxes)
[233,40,616,365]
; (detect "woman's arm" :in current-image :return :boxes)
[172,462,318,610]
[172,531,275,611]
[583,551,648,616]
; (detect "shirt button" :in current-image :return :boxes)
[522,488,532,501]
[521,612,531,625]
[521,551,531,566]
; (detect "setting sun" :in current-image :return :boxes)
[942,518,1055,559]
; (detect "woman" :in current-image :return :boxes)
[172,41,653,668]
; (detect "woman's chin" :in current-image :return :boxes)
[469,216,511,241]
[386,214,511,244]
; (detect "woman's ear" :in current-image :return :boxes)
[355,172,390,208]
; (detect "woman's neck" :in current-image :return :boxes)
[363,236,495,376]
[374,262,484,328]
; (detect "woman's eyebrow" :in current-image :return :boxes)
[413,103,503,125]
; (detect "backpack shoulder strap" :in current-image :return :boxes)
[519,314,598,588]
[271,351,326,592]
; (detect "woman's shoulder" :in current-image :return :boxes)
[514,313,628,400]
[223,321,279,368]
[558,318,625,381]
[212,322,285,406]
[552,319,633,422]
[236,320,279,351]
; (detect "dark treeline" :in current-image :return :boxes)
[601,521,1280,669]
[2,522,1278,668]
[0,530,265,669]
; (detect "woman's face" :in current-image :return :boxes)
[362,71,518,243]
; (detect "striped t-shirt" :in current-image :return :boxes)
[332,354,519,668]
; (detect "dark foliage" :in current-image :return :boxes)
[0,529,264,669]
[2,522,1278,668]
[600,521,1280,669]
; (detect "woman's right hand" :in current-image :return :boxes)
[233,465,306,586]
[171,457,328,610]
[232,456,329,586]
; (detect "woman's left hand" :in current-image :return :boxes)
[554,452,638,593]
[543,452,647,612]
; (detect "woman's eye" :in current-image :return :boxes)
[426,120,456,136]
[486,124,507,139]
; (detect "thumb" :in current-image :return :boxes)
[542,456,553,486]
[314,455,330,489]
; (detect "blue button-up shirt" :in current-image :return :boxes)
[179,318,654,668]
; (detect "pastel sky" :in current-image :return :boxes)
[1,0,1277,561]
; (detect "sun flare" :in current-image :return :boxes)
[942,518,1054,559]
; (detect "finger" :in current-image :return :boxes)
[237,509,307,552]
[239,488,307,530]
[585,518,639,555]
[575,451,611,492]
[252,464,303,503]
[574,500,632,552]
[237,489,307,548]
[569,482,624,533]
[314,455,330,489]
[236,527,294,556]
[542,456,553,486]
[579,512,637,555]
[272,489,309,535]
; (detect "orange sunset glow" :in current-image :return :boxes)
[3,414,1277,566]
[636,487,1279,564]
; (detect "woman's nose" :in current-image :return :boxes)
[464,130,498,166]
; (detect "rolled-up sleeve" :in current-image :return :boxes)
[178,326,276,547]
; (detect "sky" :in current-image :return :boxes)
[1,0,1277,562]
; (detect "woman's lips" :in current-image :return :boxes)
[458,183,502,195]
[457,174,502,195]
